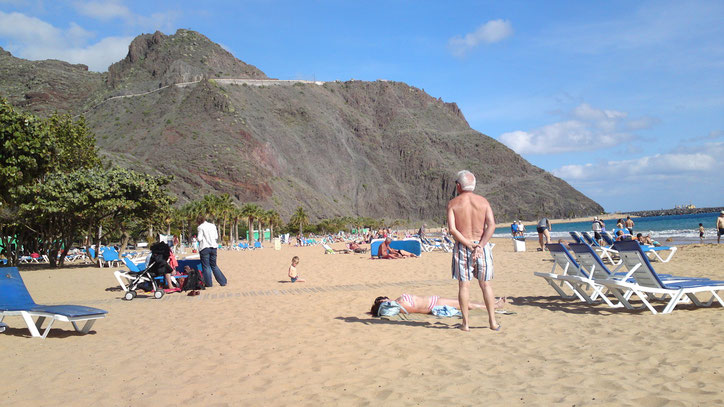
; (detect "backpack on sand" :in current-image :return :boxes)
[182,265,206,293]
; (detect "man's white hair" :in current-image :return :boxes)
[455,170,476,192]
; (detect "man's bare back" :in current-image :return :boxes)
[447,193,495,249]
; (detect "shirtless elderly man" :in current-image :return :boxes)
[378,237,412,259]
[447,170,500,332]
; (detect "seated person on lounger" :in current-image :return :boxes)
[614,229,633,241]
[635,233,660,246]
[371,294,507,315]
[377,237,415,259]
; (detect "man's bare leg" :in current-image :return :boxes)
[479,280,500,330]
[458,280,470,331]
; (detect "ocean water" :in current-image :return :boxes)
[495,212,723,245]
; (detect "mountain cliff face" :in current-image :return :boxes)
[0,29,604,223]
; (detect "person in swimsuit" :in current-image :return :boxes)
[288,256,305,282]
[370,294,507,315]
[625,216,635,235]
[699,223,705,241]
[717,211,724,244]
[378,237,414,259]
[537,217,552,251]
[447,170,500,331]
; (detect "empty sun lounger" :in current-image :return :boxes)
[593,241,724,314]
[566,243,702,308]
[533,243,588,301]
[580,231,621,265]
[0,267,107,338]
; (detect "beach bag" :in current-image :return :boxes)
[182,266,205,291]
[377,301,408,317]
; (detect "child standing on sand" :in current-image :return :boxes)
[699,223,705,241]
[288,256,305,283]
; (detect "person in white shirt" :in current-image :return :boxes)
[197,215,227,287]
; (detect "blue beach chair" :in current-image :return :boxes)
[580,231,620,265]
[593,241,724,314]
[0,267,107,338]
[533,243,588,301]
[602,231,677,263]
[567,243,704,308]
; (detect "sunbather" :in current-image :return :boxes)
[635,233,659,246]
[348,242,366,253]
[378,237,415,259]
[371,294,507,315]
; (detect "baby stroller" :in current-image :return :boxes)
[114,242,175,300]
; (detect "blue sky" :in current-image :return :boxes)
[1,0,722,212]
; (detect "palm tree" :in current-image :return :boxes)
[230,205,243,244]
[216,194,233,242]
[241,203,261,242]
[256,209,268,242]
[289,206,310,237]
[266,210,282,239]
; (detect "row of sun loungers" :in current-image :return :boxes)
[535,241,723,314]
[569,231,678,264]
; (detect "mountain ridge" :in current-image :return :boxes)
[0,29,604,223]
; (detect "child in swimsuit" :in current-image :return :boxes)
[288,256,305,283]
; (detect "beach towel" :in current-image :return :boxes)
[376,301,408,317]
[430,305,462,317]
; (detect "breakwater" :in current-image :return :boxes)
[627,207,724,217]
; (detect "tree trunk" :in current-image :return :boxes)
[119,229,130,255]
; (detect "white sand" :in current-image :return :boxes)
[3,239,724,406]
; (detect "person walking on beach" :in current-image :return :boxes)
[625,216,635,235]
[197,215,227,287]
[717,211,724,244]
[592,217,603,245]
[447,170,500,332]
[699,223,705,241]
[536,217,551,251]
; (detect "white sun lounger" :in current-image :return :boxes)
[593,241,724,314]
[602,231,677,263]
[533,243,588,301]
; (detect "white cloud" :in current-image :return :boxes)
[551,139,724,210]
[72,1,180,32]
[73,0,133,21]
[554,152,717,181]
[0,11,131,71]
[448,19,513,57]
[498,103,655,155]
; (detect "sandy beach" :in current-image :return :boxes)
[3,238,724,406]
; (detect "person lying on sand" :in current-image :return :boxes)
[378,237,416,259]
[371,294,507,315]
[348,241,367,253]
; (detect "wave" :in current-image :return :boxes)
[493,228,708,240]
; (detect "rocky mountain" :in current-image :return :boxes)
[0,29,604,223]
